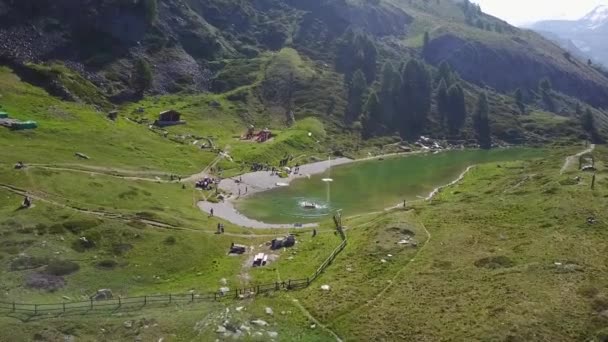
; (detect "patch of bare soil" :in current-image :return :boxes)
[25,273,66,291]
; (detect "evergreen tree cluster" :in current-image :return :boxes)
[460,0,508,33]
[359,60,474,141]
[336,29,378,83]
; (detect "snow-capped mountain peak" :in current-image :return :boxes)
[581,5,608,30]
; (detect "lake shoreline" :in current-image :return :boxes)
[196,149,473,228]
[197,157,353,229]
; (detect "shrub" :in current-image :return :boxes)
[142,0,158,24]
[62,220,101,234]
[134,58,153,91]
[45,259,80,276]
[578,286,599,299]
[71,236,96,252]
[474,256,515,269]
[112,243,133,255]
[48,224,66,234]
[34,224,47,235]
[10,256,48,271]
[592,297,608,312]
[164,236,176,245]
[96,260,118,269]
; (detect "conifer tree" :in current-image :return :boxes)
[474,92,491,149]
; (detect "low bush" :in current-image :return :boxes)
[96,260,118,269]
[63,219,102,234]
[45,259,80,276]
[474,256,515,269]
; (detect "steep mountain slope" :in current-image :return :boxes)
[530,5,608,67]
[0,0,607,144]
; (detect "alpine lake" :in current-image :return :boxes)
[235,148,547,224]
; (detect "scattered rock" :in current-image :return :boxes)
[381,259,387,263]
[74,152,90,160]
[123,321,133,329]
[310,324,316,329]
[267,331,278,338]
[216,325,226,333]
[239,325,251,332]
[219,287,230,295]
[320,285,330,291]
[265,307,273,316]
[251,319,268,327]
[346,267,353,272]
[220,278,227,285]
[236,306,244,312]
[92,289,113,301]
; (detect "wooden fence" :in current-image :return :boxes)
[0,229,347,317]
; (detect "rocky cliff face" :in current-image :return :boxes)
[423,33,608,108]
[0,0,607,116]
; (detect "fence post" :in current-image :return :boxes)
[118,297,122,308]
[275,282,279,291]
[169,294,172,304]
[34,304,37,315]
[63,302,66,313]
[214,292,217,301]
[307,277,310,286]
[144,296,147,305]
[191,293,194,302]
[288,280,291,289]
[256,285,260,294]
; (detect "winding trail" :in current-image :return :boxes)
[359,221,431,310]
[560,144,595,174]
[26,165,175,183]
[0,183,319,239]
[181,149,227,183]
[275,269,343,342]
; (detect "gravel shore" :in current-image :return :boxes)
[197,158,352,228]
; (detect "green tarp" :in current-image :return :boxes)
[12,121,38,130]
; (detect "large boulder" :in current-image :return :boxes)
[92,288,113,301]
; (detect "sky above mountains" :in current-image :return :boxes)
[471,0,608,25]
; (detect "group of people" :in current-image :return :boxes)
[195,177,217,190]
[250,163,270,172]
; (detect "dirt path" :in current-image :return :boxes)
[275,269,343,342]
[560,144,595,174]
[26,165,175,183]
[27,163,171,177]
[0,183,313,239]
[358,221,431,310]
